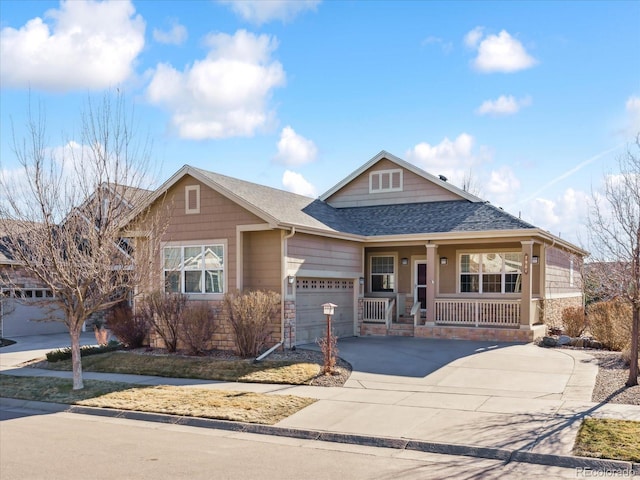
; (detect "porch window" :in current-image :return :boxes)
[371,255,395,292]
[164,244,224,294]
[460,252,522,294]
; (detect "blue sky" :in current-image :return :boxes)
[1,0,639,247]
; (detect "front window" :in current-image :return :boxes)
[460,252,522,294]
[371,255,395,292]
[164,244,224,294]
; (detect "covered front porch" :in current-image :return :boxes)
[359,239,547,342]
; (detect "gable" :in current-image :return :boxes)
[325,158,464,208]
[153,175,266,242]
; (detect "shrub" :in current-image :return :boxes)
[318,330,338,375]
[621,346,640,370]
[224,290,280,358]
[138,291,188,353]
[562,306,587,337]
[180,301,216,355]
[587,301,632,351]
[107,304,149,349]
[46,340,121,363]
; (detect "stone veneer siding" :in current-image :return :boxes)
[149,299,282,353]
[360,322,546,342]
[542,296,583,329]
[283,300,296,349]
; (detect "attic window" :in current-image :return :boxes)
[370,169,403,194]
[185,185,200,214]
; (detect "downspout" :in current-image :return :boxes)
[257,227,296,362]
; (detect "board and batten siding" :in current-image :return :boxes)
[325,158,461,208]
[243,229,282,292]
[155,175,265,292]
[287,233,362,275]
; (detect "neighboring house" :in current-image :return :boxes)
[0,183,148,338]
[125,151,587,349]
[0,222,67,337]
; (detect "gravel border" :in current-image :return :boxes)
[586,350,640,405]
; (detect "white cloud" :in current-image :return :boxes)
[274,126,318,166]
[464,28,537,73]
[219,0,320,25]
[0,0,145,91]
[282,170,316,197]
[476,95,532,116]
[406,133,492,185]
[153,21,187,45]
[464,26,484,48]
[524,188,590,242]
[485,165,521,205]
[146,30,286,139]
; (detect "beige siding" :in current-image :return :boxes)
[326,158,462,207]
[142,175,265,292]
[243,230,281,292]
[545,247,583,295]
[288,233,362,274]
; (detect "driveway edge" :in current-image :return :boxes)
[2,397,637,474]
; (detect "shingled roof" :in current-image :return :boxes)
[189,167,536,237]
[303,200,536,236]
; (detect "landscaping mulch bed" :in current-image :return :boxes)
[587,351,640,405]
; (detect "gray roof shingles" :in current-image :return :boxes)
[193,167,536,237]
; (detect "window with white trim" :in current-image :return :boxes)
[185,185,200,214]
[460,252,522,294]
[369,169,403,193]
[164,244,224,294]
[370,255,395,292]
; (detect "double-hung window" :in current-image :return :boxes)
[164,244,224,294]
[371,255,395,292]
[460,252,522,294]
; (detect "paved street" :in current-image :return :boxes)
[0,404,589,480]
[1,333,639,477]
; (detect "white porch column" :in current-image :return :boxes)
[521,240,534,327]
[426,244,437,323]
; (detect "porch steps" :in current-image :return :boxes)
[388,322,414,337]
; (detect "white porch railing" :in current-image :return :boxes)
[434,299,520,327]
[363,297,396,329]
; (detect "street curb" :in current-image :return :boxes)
[2,397,637,474]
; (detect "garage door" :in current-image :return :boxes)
[295,278,355,345]
[1,292,67,337]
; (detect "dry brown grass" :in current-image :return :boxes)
[44,351,321,385]
[0,375,315,425]
[79,386,314,424]
[574,418,640,462]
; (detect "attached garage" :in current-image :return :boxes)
[1,290,67,338]
[295,278,355,345]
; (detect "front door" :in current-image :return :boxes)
[415,261,427,313]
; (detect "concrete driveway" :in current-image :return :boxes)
[0,332,96,370]
[316,336,592,400]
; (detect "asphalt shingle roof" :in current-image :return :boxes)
[192,167,537,237]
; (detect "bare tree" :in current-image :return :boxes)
[0,91,163,389]
[461,169,483,197]
[587,135,640,387]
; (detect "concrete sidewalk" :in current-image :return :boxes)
[2,334,639,467]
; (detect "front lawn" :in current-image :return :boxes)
[44,350,322,385]
[0,375,315,425]
[574,418,640,462]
